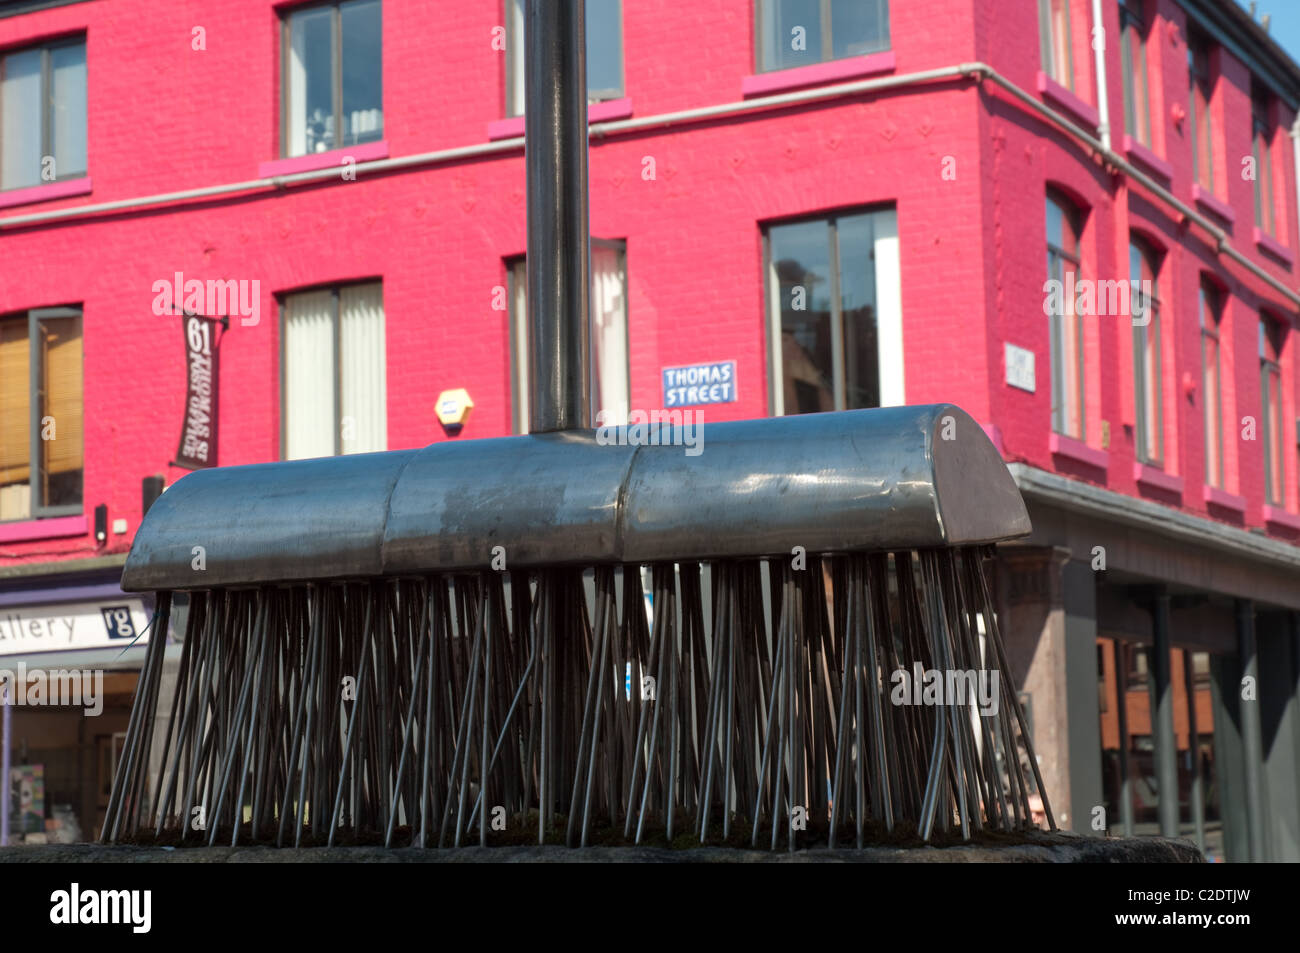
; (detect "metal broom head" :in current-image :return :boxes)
[103,405,1051,849]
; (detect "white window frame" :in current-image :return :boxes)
[280,281,387,460]
[0,35,87,191]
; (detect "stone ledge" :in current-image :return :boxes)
[0,832,1202,863]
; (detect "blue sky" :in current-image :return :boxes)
[1236,0,1300,65]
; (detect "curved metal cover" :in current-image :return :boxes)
[120,404,1029,590]
[618,405,1026,562]
[121,450,417,592]
[381,431,634,573]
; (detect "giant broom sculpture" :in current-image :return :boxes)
[103,0,1052,850]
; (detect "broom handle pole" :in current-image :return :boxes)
[526,0,591,433]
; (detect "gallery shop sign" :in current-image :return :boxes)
[661,360,737,408]
[0,599,150,656]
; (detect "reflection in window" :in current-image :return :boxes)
[1260,317,1285,505]
[757,0,890,73]
[0,308,83,521]
[1188,31,1214,192]
[766,210,890,415]
[1130,238,1163,466]
[284,0,383,157]
[507,0,624,117]
[1,38,86,190]
[1046,191,1085,438]
[1199,281,1224,488]
[1039,0,1074,90]
[1119,0,1152,146]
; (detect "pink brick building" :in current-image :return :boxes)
[1,0,1299,857]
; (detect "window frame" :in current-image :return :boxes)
[1125,643,1149,689]
[1260,316,1285,505]
[1252,87,1277,236]
[0,34,87,191]
[1039,0,1075,91]
[278,280,385,460]
[0,305,84,521]
[1119,0,1152,146]
[507,240,630,434]
[1188,31,1214,193]
[755,0,891,74]
[279,0,383,159]
[507,254,527,435]
[1199,280,1225,489]
[1046,190,1086,439]
[505,0,625,117]
[763,207,889,416]
[1130,237,1163,467]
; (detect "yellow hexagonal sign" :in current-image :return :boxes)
[436,388,474,427]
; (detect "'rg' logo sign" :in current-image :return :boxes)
[101,606,137,640]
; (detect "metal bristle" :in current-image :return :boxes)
[103,547,1053,848]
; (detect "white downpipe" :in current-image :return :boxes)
[1091,0,1111,151]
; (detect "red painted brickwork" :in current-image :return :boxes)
[1,0,1298,568]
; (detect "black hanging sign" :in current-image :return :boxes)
[173,312,223,470]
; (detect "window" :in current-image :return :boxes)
[1252,85,1277,235]
[766,208,900,415]
[508,241,629,433]
[1188,31,1214,192]
[0,307,83,521]
[1130,238,1163,466]
[506,0,623,117]
[1046,191,1085,438]
[282,0,382,158]
[1199,280,1225,488]
[1039,0,1074,90]
[281,282,386,459]
[1260,317,1285,505]
[1119,0,1151,146]
[756,0,889,73]
[1125,643,1149,688]
[0,37,86,190]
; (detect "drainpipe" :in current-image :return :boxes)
[1,686,9,846]
[1091,0,1111,151]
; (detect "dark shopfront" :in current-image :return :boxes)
[998,464,1300,861]
[1,555,177,843]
